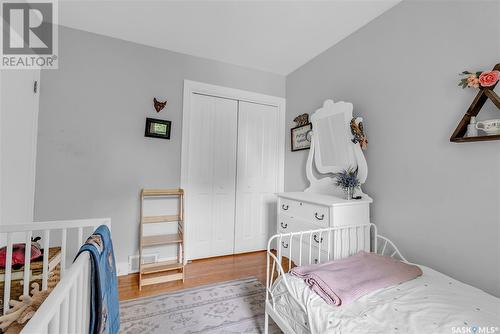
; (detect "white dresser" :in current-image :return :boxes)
[278,99,373,265]
[277,192,372,264]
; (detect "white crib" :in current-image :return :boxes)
[0,218,110,334]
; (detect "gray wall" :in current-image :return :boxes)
[35,26,285,270]
[286,0,500,296]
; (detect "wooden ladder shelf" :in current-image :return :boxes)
[450,63,500,143]
[139,188,185,289]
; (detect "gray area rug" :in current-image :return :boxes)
[120,277,282,334]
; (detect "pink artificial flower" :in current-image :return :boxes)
[479,70,500,87]
[467,75,480,88]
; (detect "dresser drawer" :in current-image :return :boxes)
[279,240,329,267]
[279,198,329,227]
[278,215,330,251]
[309,229,331,252]
[277,215,293,233]
[277,215,310,233]
[279,198,297,214]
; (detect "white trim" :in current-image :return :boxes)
[117,254,177,276]
[116,261,130,276]
[28,71,40,224]
[181,80,286,263]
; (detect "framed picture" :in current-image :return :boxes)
[291,123,312,151]
[145,118,171,139]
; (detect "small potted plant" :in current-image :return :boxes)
[333,167,360,200]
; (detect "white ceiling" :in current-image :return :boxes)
[59,0,400,75]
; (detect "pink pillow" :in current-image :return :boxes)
[0,243,43,269]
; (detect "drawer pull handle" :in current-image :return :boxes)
[314,259,319,264]
[314,213,325,220]
[313,235,323,243]
[281,241,289,248]
[280,222,288,229]
[282,204,289,211]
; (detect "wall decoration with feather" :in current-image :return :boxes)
[350,117,368,150]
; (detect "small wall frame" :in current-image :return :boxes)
[145,118,171,139]
[291,123,312,151]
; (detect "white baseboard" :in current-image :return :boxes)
[117,261,129,276]
[116,256,178,277]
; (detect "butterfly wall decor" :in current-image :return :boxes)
[153,98,167,113]
[293,113,309,126]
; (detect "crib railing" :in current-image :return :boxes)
[0,218,110,333]
[21,251,91,334]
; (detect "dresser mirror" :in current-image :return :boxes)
[313,102,356,174]
[305,99,368,196]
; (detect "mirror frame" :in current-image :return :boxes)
[305,99,368,195]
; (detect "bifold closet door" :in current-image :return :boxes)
[186,94,238,259]
[234,101,280,253]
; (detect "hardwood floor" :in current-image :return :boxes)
[118,251,268,301]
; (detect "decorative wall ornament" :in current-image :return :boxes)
[291,123,312,152]
[459,69,499,89]
[293,113,309,126]
[451,63,500,142]
[350,117,368,150]
[145,118,171,139]
[153,98,167,113]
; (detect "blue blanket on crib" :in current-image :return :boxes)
[76,225,120,334]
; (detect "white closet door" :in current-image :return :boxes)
[186,94,238,259]
[234,101,280,253]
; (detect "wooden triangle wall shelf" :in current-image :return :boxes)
[450,63,500,143]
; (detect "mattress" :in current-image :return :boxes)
[271,266,500,334]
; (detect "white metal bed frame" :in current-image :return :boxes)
[0,218,110,334]
[265,223,406,334]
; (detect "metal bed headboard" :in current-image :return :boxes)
[264,223,406,334]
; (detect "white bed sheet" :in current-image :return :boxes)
[272,266,500,334]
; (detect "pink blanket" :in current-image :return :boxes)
[290,251,422,306]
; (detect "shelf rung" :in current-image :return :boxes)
[140,272,184,286]
[451,134,500,142]
[142,233,182,246]
[141,260,183,274]
[142,189,183,197]
[142,215,180,224]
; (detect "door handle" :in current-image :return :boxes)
[281,204,289,211]
[280,222,288,229]
[281,241,289,248]
[313,235,323,243]
[314,213,324,220]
